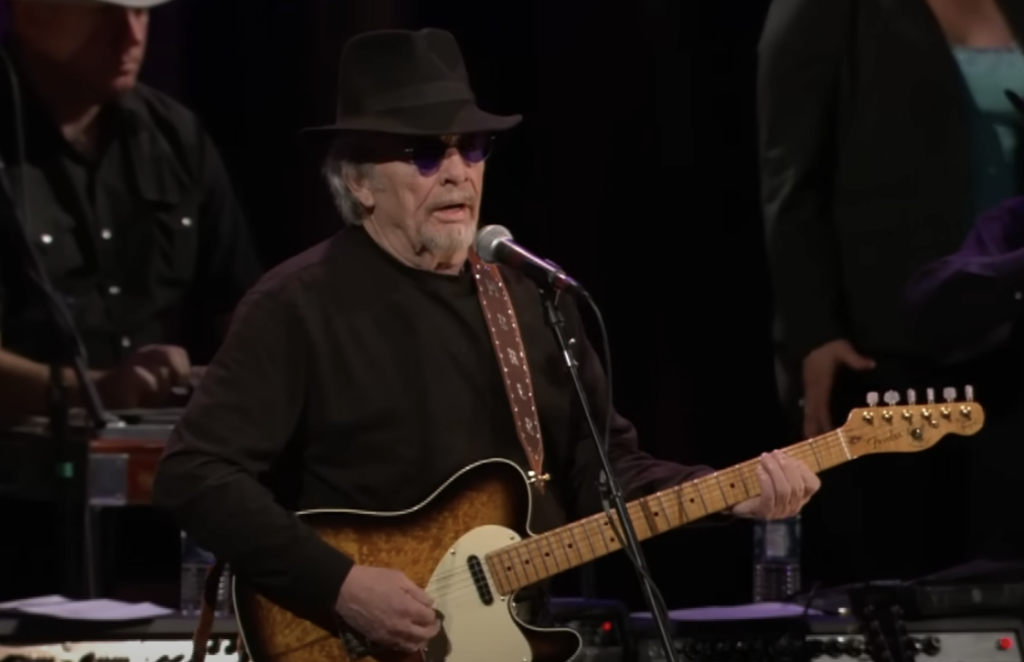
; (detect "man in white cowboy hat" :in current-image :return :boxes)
[0,0,262,419]
[154,28,821,656]
[0,0,261,601]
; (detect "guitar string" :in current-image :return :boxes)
[410,432,852,601]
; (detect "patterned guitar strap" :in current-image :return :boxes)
[191,251,548,661]
[468,250,549,491]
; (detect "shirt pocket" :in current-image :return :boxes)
[142,197,201,289]
[33,210,87,285]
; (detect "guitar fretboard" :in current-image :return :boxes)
[484,430,850,595]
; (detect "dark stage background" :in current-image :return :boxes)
[139,0,783,609]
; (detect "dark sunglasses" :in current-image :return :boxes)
[402,133,494,174]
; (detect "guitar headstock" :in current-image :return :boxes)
[840,386,985,458]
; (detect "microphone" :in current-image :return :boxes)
[474,225,585,295]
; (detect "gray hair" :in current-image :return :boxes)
[322,137,374,226]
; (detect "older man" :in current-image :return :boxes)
[153,29,820,654]
[0,0,261,417]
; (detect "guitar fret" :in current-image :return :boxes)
[566,527,584,566]
[600,516,619,552]
[695,479,711,514]
[655,491,674,529]
[713,472,728,507]
[489,552,511,595]
[537,536,559,574]
[738,466,753,500]
[638,498,659,535]
[718,469,747,508]
[581,518,599,562]
[809,440,823,470]
[529,538,548,576]
[512,541,536,585]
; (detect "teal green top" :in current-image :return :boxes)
[952,44,1024,225]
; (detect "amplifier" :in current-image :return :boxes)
[634,615,1024,662]
[548,597,629,662]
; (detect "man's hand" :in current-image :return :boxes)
[731,451,820,519]
[337,566,440,652]
[801,339,874,438]
[93,345,192,408]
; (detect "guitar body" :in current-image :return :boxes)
[233,458,583,662]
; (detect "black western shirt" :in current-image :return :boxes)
[0,75,262,368]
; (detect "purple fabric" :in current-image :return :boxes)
[904,197,1024,356]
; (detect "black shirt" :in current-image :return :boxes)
[153,227,711,613]
[0,69,262,368]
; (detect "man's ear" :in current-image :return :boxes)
[342,164,375,208]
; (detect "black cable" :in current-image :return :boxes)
[576,290,677,640]
[0,44,100,597]
[800,581,822,617]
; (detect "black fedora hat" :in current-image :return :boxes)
[302,28,521,137]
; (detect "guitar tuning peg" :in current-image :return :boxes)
[926,388,935,404]
[907,389,917,405]
[943,387,956,402]
[965,385,974,401]
[883,390,899,405]
[866,391,879,406]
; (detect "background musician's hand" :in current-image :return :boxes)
[801,339,874,438]
[337,565,440,652]
[731,451,820,519]
[94,345,192,408]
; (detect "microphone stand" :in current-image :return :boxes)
[0,161,111,598]
[539,286,679,662]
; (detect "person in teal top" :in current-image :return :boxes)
[759,0,1024,588]
[954,44,1024,225]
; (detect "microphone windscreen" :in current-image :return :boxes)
[475,225,513,263]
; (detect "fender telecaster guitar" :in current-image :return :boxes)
[232,388,984,662]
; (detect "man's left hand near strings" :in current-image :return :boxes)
[731,450,820,519]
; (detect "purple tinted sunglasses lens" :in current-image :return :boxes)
[411,135,491,172]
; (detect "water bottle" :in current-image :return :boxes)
[180,532,233,616]
[752,515,801,602]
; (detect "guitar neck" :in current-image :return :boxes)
[485,430,850,594]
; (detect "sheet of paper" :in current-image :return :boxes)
[0,595,173,620]
[0,595,69,609]
[633,602,823,621]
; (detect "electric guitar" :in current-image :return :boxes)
[231,388,984,662]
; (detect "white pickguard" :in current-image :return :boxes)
[425,524,583,662]
[426,525,531,662]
